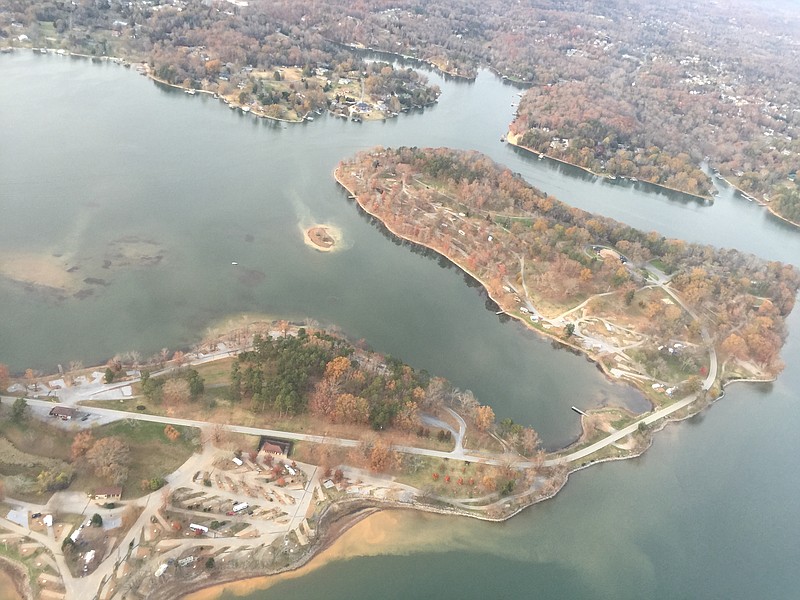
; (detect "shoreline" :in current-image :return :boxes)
[172,491,572,600]
[505,132,714,204]
[333,162,775,400]
[6,46,797,227]
[508,131,800,228]
[714,174,800,230]
[300,223,345,254]
[1,323,777,600]
[332,166,644,394]
[169,503,381,600]
[763,201,800,229]
[177,369,768,600]
[144,69,305,124]
[1,45,790,599]
[338,41,477,81]
[303,225,339,252]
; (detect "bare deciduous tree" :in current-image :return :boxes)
[86,437,131,485]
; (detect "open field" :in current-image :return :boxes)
[0,406,198,502]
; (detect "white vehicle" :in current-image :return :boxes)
[189,523,209,534]
[229,502,249,515]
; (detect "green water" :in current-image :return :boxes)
[2,52,800,599]
[222,310,800,600]
[0,53,644,448]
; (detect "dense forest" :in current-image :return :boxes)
[0,0,440,119]
[338,147,800,374]
[225,328,505,439]
[2,0,798,216]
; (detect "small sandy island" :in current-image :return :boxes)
[304,224,342,252]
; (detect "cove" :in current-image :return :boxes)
[1,52,642,448]
[2,51,800,600]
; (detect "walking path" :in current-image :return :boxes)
[4,382,702,471]
[544,393,696,466]
[0,376,706,598]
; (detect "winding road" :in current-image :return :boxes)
[0,372,706,599]
[3,381,702,472]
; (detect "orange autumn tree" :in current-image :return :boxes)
[475,405,496,432]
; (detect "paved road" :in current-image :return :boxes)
[445,407,468,455]
[2,396,506,465]
[420,407,467,456]
[2,379,701,473]
[544,392,697,466]
[1,382,704,598]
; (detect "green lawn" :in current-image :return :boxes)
[0,411,199,502]
[74,421,200,499]
[648,258,673,274]
[190,358,235,386]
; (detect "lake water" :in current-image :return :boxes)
[2,52,800,599]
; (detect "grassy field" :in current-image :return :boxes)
[190,359,235,386]
[0,407,199,502]
[0,413,75,503]
[73,420,200,499]
[395,455,514,501]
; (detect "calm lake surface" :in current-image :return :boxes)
[2,52,800,599]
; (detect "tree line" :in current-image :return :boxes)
[0,0,440,119]
[339,146,800,374]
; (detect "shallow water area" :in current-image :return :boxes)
[2,49,800,600]
[0,51,645,447]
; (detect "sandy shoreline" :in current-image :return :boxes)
[178,484,581,600]
[173,504,381,600]
[301,223,343,252]
[303,225,341,252]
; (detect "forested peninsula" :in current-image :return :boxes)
[337,147,800,404]
[0,0,440,121]
[3,0,800,220]
[214,0,800,222]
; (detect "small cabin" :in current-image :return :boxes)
[49,406,77,420]
[260,438,291,457]
[93,486,122,504]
